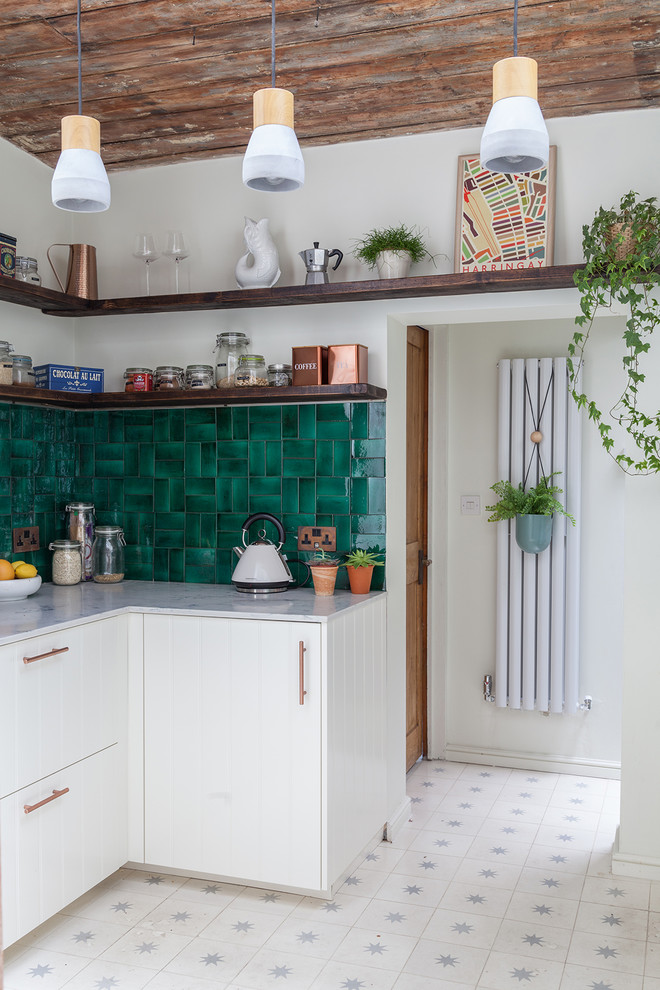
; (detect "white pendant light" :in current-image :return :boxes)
[51,0,110,212]
[480,0,549,175]
[242,0,304,192]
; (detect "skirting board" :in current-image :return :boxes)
[444,744,621,780]
[384,796,412,842]
[612,827,660,881]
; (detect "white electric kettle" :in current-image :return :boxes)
[232,513,309,594]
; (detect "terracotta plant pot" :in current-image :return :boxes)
[346,564,374,594]
[310,565,338,596]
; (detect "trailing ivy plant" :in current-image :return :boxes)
[485,473,575,525]
[568,190,660,474]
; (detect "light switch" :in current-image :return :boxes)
[460,495,481,515]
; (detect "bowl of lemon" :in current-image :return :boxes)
[0,559,41,601]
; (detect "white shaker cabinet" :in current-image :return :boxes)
[0,616,129,948]
[142,601,387,896]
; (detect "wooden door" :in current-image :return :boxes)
[406,326,429,770]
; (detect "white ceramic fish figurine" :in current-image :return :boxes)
[234,217,281,289]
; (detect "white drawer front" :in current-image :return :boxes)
[1,742,128,948]
[0,616,127,798]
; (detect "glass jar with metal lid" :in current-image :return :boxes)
[124,367,153,392]
[66,501,95,581]
[185,364,215,390]
[0,340,14,386]
[154,365,184,390]
[267,363,293,387]
[15,256,41,286]
[49,539,82,585]
[92,525,126,583]
[12,354,35,386]
[214,331,250,388]
[234,354,268,387]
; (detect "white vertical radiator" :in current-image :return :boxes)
[495,358,581,713]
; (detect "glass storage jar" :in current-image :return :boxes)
[0,341,14,386]
[66,501,95,581]
[185,364,215,389]
[15,256,41,286]
[234,354,268,387]
[49,539,82,585]
[12,354,35,386]
[124,367,153,392]
[267,363,292,386]
[92,525,126,583]
[154,365,184,390]
[214,331,250,388]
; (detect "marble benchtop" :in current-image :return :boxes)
[0,581,386,645]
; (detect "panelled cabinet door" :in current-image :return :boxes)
[1,744,127,948]
[143,615,322,890]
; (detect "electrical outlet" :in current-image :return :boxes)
[297,526,337,552]
[13,526,40,552]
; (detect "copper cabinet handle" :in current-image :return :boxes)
[23,646,69,665]
[299,641,307,705]
[24,787,69,814]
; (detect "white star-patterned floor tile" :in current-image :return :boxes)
[488,800,549,825]
[451,857,523,891]
[566,930,645,974]
[224,947,324,989]
[422,906,501,949]
[2,947,89,990]
[505,892,580,930]
[338,870,390,898]
[137,898,225,936]
[477,948,564,989]
[144,973,227,989]
[534,826,596,853]
[58,887,166,927]
[200,907,285,947]
[174,877,246,905]
[352,898,434,938]
[263,917,350,959]
[373,872,449,908]
[406,830,475,859]
[331,928,418,971]
[524,847,592,876]
[573,900,648,941]
[402,935,489,985]
[515,869,585,902]
[582,876,651,911]
[23,915,132,959]
[51,957,157,990]
[162,935,257,983]
[108,870,188,896]
[230,889,303,917]
[438,881,514,919]
[308,960,399,990]
[491,919,571,962]
[358,843,407,873]
[476,819,540,844]
[466,836,534,866]
[390,849,461,881]
[426,811,487,837]
[559,962,642,989]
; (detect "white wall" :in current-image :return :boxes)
[5,106,660,830]
[0,136,75,364]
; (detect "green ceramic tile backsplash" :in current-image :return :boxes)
[0,401,385,589]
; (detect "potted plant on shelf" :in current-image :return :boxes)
[485,473,575,554]
[353,223,434,279]
[569,190,660,475]
[342,548,385,594]
[308,550,341,596]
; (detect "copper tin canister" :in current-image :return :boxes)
[328,344,368,385]
[292,346,328,386]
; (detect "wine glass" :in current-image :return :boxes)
[163,230,189,294]
[133,233,159,296]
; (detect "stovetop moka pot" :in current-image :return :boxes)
[299,242,343,285]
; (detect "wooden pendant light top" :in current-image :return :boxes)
[492,56,538,103]
[61,115,101,154]
[253,88,294,129]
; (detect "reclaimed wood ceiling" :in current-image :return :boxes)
[3,0,660,172]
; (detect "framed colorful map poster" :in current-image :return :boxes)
[454,147,556,273]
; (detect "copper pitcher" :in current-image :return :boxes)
[47,243,98,299]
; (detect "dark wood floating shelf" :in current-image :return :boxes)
[1,265,583,318]
[0,383,387,411]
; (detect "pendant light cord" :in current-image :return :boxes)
[271,0,276,88]
[76,0,83,114]
[513,0,518,57]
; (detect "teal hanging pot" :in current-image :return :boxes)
[515,513,553,554]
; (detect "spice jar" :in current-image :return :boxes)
[185,364,215,390]
[268,363,292,387]
[49,539,82,585]
[234,354,268,387]
[15,257,41,286]
[214,331,250,388]
[124,367,153,392]
[92,525,126,584]
[66,501,95,581]
[154,365,184,390]
[12,354,35,386]
[0,341,14,386]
